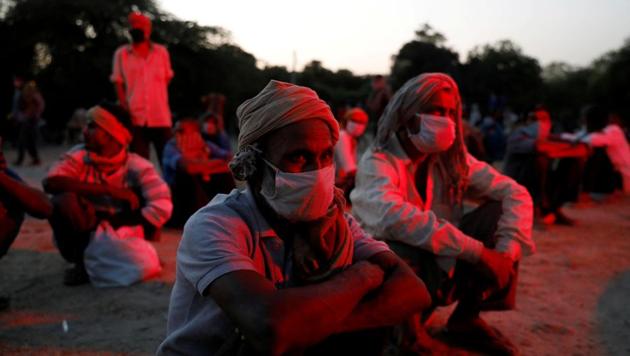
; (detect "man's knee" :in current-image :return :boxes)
[50,192,96,231]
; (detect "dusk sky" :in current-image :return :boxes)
[158,0,630,74]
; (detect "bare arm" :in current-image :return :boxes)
[207,261,384,355]
[336,251,431,333]
[114,82,127,111]
[0,172,52,219]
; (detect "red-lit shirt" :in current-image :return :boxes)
[111,43,174,127]
[46,145,172,228]
[158,188,389,355]
[351,135,535,272]
[583,124,630,193]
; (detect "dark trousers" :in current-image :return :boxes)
[130,126,172,167]
[583,148,622,194]
[49,193,98,264]
[388,201,518,314]
[169,168,235,227]
[505,153,582,214]
[0,200,24,259]
[16,120,40,163]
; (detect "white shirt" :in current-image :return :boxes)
[351,135,535,272]
[584,124,630,193]
[111,43,174,127]
[334,129,358,179]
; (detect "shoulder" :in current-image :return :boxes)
[60,145,88,162]
[127,152,158,169]
[181,190,255,247]
[113,45,129,57]
[152,43,170,55]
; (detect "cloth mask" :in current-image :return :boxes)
[260,159,335,222]
[407,114,456,153]
[345,121,367,138]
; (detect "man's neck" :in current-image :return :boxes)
[131,41,150,57]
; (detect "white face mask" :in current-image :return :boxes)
[260,158,335,222]
[407,114,456,153]
[345,121,367,138]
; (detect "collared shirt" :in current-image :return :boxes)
[158,188,389,355]
[583,124,630,193]
[351,135,535,272]
[46,145,172,228]
[111,43,174,127]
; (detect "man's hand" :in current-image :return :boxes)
[108,186,140,211]
[478,248,514,290]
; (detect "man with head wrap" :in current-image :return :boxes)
[158,81,430,355]
[351,73,535,355]
[111,11,174,167]
[43,103,172,286]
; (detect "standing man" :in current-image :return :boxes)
[111,11,174,167]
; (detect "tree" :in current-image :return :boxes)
[390,24,460,90]
[462,40,542,114]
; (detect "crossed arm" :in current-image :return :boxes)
[207,250,430,355]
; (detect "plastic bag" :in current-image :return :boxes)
[84,221,161,287]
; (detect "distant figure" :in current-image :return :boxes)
[66,108,88,144]
[580,106,630,195]
[504,107,581,225]
[158,80,430,355]
[199,112,231,154]
[0,135,53,310]
[43,103,172,286]
[352,73,535,355]
[111,11,174,166]
[334,107,368,197]
[479,111,506,162]
[162,118,234,227]
[14,81,44,166]
[366,75,392,127]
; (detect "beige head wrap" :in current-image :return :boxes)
[87,106,132,146]
[229,80,339,180]
[375,73,461,149]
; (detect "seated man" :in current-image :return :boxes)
[162,117,234,227]
[1,136,52,309]
[334,107,368,198]
[579,106,630,195]
[504,107,582,225]
[351,73,535,355]
[200,112,232,154]
[43,103,172,286]
[158,81,430,355]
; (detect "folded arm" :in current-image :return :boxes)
[208,261,384,355]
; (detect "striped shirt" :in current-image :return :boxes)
[47,145,172,228]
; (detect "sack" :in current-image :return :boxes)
[84,221,162,287]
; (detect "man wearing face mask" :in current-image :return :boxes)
[334,107,368,197]
[158,80,430,355]
[111,11,174,167]
[351,73,535,355]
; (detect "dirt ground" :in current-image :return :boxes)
[1,144,629,355]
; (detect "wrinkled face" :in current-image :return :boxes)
[262,119,334,173]
[83,121,115,154]
[407,89,457,134]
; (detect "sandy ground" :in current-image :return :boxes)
[1,144,629,355]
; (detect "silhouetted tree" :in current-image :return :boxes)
[390,24,460,90]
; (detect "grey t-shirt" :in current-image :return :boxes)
[157,188,389,355]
